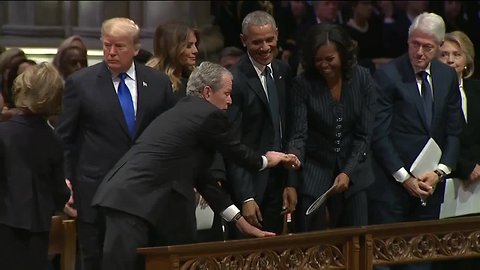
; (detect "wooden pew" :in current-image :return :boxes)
[361,216,480,270]
[138,227,362,270]
[48,216,76,270]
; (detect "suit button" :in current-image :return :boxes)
[336,125,342,129]
[334,148,340,153]
[336,132,342,138]
[335,140,341,145]
[336,117,343,122]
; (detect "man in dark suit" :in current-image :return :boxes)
[55,17,174,270]
[368,12,463,270]
[91,61,300,270]
[226,10,296,235]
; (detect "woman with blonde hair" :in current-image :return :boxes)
[437,29,480,270]
[147,22,199,102]
[0,62,70,270]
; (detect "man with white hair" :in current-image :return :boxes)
[368,12,463,270]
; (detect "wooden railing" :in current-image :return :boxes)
[362,216,480,270]
[138,216,480,270]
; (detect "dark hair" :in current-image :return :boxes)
[5,57,37,107]
[134,48,153,65]
[57,46,88,78]
[301,23,357,80]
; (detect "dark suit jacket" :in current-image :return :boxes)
[92,96,263,230]
[0,115,69,232]
[454,78,480,179]
[370,54,463,204]
[287,65,377,199]
[55,61,174,223]
[226,56,293,204]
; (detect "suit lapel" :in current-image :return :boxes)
[134,64,149,140]
[398,56,430,131]
[239,57,269,107]
[430,60,456,130]
[271,60,286,132]
[97,62,131,137]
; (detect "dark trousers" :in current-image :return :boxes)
[102,209,150,270]
[368,196,441,270]
[229,173,285,239]
[295,190,368,232]
[0,223,49,270]
[76,218,105,270]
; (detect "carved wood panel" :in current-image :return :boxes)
[372,230,480,264]
[179,245,347,270]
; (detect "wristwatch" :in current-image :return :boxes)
[434,169,446,182]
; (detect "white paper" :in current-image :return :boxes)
[440,178,480,219]
[410,138,442,178]
[306,184,337,216]
[195,204,214,230]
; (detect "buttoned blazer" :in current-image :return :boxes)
[0,115,70,232]
[286,65,377,199]
[371,54,463,203]
[92,96,264,227]
[455,78,480,179]
[225,55,294,204]
[55,61,174,222]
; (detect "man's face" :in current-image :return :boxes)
[408,30,440,71]
[240,24,277,66]
[61,48,88,78]
[102,33,139,74]
[205,74,233,111]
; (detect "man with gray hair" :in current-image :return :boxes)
[92,61,301,270]
[368,12,463,270]
[226,10,296,237]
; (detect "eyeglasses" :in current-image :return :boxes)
[408,41,435,53]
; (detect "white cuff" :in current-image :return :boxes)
[437,164,451,175]
[220,204,241,222]
[243,198,254,203]
[260,155,268,171]
[393,167,410,183]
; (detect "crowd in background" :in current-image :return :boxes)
[1,1,480,270]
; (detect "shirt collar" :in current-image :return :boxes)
[111,62,136,81]
[247,53,272,77]
[414,63,432,77]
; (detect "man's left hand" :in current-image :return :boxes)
[281,187,297,214]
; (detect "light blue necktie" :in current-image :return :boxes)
[118,73,136,137]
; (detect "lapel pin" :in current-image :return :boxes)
[279,75,282,79]
[143,81,148,87]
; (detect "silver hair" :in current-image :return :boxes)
[186,61,232,97]
[409,12,445,44]
[241,10,277,35]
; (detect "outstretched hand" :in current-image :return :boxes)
[264,151,301,169]
[235,216,276,238]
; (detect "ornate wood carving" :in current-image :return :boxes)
[373,230,480,264]
[178,245,346,270]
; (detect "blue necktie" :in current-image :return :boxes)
[118,73,136,137]
[418,71,433,129]
[265,66,281,150]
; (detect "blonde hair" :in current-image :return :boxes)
[13,62,64,117]
[101,17,141,50]
[146,22,199,91]
[444,31,475,78]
